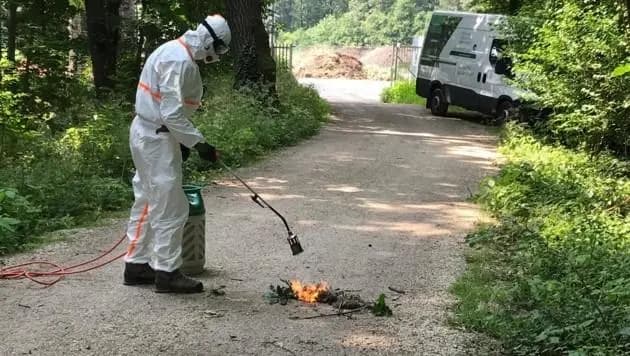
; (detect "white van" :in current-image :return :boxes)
[416,11,518,120]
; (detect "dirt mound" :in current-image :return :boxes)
[360,46,394,67]
[295,53,366,79]
[336,47,371,59]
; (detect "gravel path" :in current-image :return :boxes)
[1,79,498,355]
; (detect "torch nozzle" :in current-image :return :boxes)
[288,233,304,256]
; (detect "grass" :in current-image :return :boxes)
[381,80,426,106]
[451,124,630,355]
[381,80,470,115]
[450,244,512,336]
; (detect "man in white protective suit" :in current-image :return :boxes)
[123,15,231,294]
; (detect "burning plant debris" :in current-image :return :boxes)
[264,280,392,318]
[290,280,334,304]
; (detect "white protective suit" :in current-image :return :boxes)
[125,15,231,272]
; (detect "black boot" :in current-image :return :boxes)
[155,269,204,294]
[124,263,155,286]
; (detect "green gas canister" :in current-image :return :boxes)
[181,185,206,275]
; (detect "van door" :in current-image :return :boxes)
[471,37,500,115]
[418,14,463,96]
[451,28,486,111]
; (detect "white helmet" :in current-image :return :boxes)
[197,15,231,63]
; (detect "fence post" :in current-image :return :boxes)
[270,44,295,70]
[390,43,395,83]
[289,45,293,70]
[393,44,399,82]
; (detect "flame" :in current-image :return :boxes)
[290,280,331,303]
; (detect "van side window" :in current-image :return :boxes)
[489,39,505,66]
[421,15,463,67]
[490,39,514,78]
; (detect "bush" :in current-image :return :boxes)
[501,1,630,156]
[451,124,630,355]
[191,70,328,168]
[0,188,40,254]
[381,81,426,106]
[279,0,429,46]
[0,99,134,254]
[0,70,329,254]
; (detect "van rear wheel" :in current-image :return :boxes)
[430,88,449,116]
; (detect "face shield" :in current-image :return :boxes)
[200,19,230,64]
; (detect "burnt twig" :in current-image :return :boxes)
[338,289,362,293]
[289,306,368,320]
[388,286,406,294]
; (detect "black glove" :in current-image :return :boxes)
[180,144,191,162]
[194,142,219,163]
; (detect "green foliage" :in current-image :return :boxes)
[474,0,630,156]
[0,66,328,254]
[515,2,629,154]
[274,0,349,31]
[279,0,430,46]
[0,96,134,254]
[452,124,630,355]
[0,0,329,255]
[468,0,531,14]
[0,188,40,254]
[191,70,329,168]
[612,63,630,78]
[133,0,225,54]
[372,294,393,317]
[381,81,427,106]
[57,100,134,177]
[451,2,630,352]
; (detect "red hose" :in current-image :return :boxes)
[0,235,127,287]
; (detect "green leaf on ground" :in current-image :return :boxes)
[372,294,393,317]
[612,64,630,77]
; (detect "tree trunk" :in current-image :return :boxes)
[0,5,3,61]
[134,0,146,76]
[624,0,630,27]
[287,0,293,29]
[7,0,17,62]
[226,0,277,92]
[67,14,83,76]
[85,0,121,89]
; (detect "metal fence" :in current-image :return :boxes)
[271,45,294,70]
[390,45,422,82]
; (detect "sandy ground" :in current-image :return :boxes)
[1,79,499,355]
